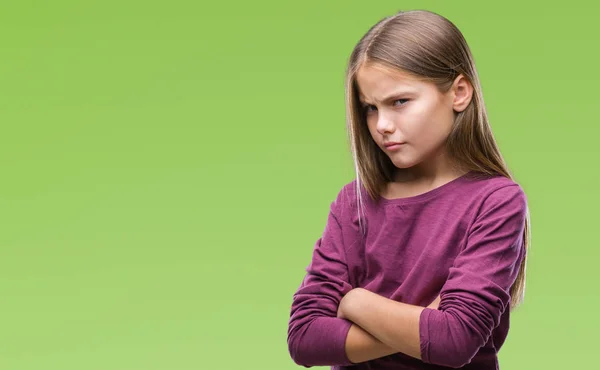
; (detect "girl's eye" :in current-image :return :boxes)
[363,99,409,113]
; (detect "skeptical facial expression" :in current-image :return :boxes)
[356,63,460,171]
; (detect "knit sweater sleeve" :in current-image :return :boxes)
[287,185,356,367]
[419,184,528,368]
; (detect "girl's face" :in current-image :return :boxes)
[356,63,469,176]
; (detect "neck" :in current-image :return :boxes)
[392,147,465,183]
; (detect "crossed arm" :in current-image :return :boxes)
[337,291,441,364]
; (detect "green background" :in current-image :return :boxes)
[1,1,597,369]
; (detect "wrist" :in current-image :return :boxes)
[342,288,367,320]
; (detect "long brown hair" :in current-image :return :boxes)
[344,9,531,310]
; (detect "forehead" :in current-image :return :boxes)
[355,64,425,101]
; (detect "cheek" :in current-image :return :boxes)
[365,118,380,139]
[408,105,453,141]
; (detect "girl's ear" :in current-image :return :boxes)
[451,74,474,113]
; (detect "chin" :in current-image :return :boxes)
[390,160,417,169]
[386,154,417,168]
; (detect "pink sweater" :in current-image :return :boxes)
[287,172,528,369]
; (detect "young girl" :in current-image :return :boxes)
[287,9,531,370]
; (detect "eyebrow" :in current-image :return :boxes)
[358,90,416,105]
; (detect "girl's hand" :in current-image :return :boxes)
[336,303,346,319]
[337,288,364,319]
[427,295,441,309]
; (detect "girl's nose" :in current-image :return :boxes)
[376,113,395,134]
